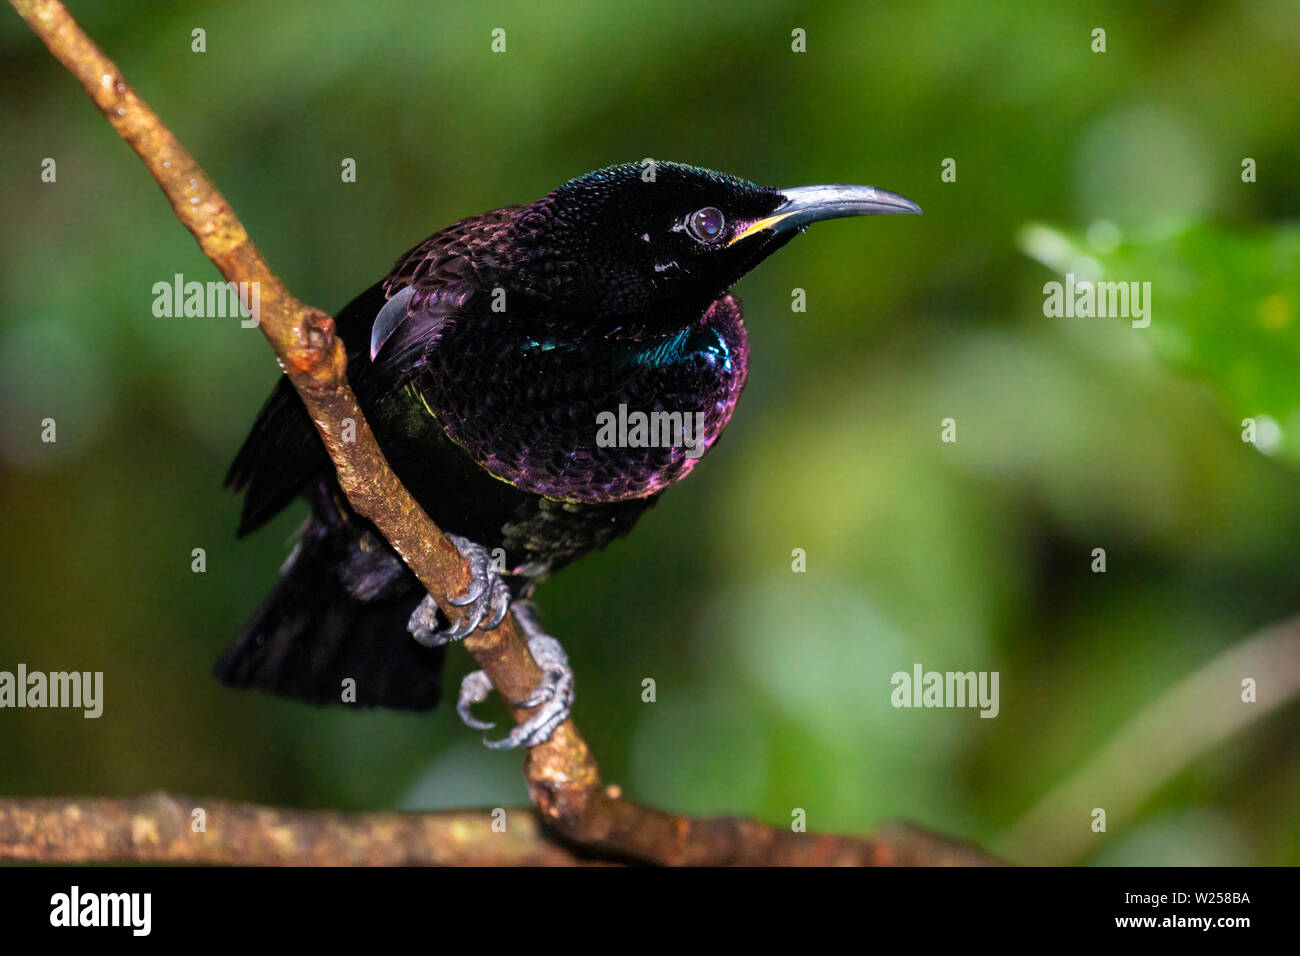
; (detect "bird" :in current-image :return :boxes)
[217,160,920,748]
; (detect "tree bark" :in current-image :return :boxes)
[0,794,997,866]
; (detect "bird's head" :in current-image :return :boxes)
[511,160,921,320]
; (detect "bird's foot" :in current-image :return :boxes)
[457,603,574,750]
[406,534,510,647]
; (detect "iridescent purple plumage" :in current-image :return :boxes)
[421,292,748,502]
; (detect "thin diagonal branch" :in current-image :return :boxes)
[11,0,582,835]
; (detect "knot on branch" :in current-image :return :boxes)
[286,310,344,384]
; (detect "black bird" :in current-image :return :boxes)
[218,161,920,747]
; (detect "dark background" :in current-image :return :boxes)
[2,0,1298,864]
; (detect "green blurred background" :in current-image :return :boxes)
[2,0,1298,865]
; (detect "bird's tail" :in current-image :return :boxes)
[215,509,446,711]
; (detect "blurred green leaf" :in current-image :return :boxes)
[1021,221,1300,465]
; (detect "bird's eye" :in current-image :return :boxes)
[687,207,725,243]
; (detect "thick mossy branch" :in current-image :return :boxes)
[0,795,997,866]
[0,794,588,866]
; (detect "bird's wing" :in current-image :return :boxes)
[367,205,523,371]
[223,280,389,535]
[226,207,521,535]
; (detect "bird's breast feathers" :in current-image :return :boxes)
[397,293,750,504]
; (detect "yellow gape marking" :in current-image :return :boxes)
[727,212,796,246]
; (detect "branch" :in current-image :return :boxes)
[0,794,997,866]
[11,0,592,844]
[0,794,589,866]
[996,612,1300,864]
[10,0,998,865]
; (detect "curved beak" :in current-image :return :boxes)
[729,184,922,246]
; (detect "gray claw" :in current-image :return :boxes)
[511,636,570,708]
[484,580,511,629]
[447,537,490,607]
[457,670,496,731]
[456,606,574,750]
[407,535,511,647]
